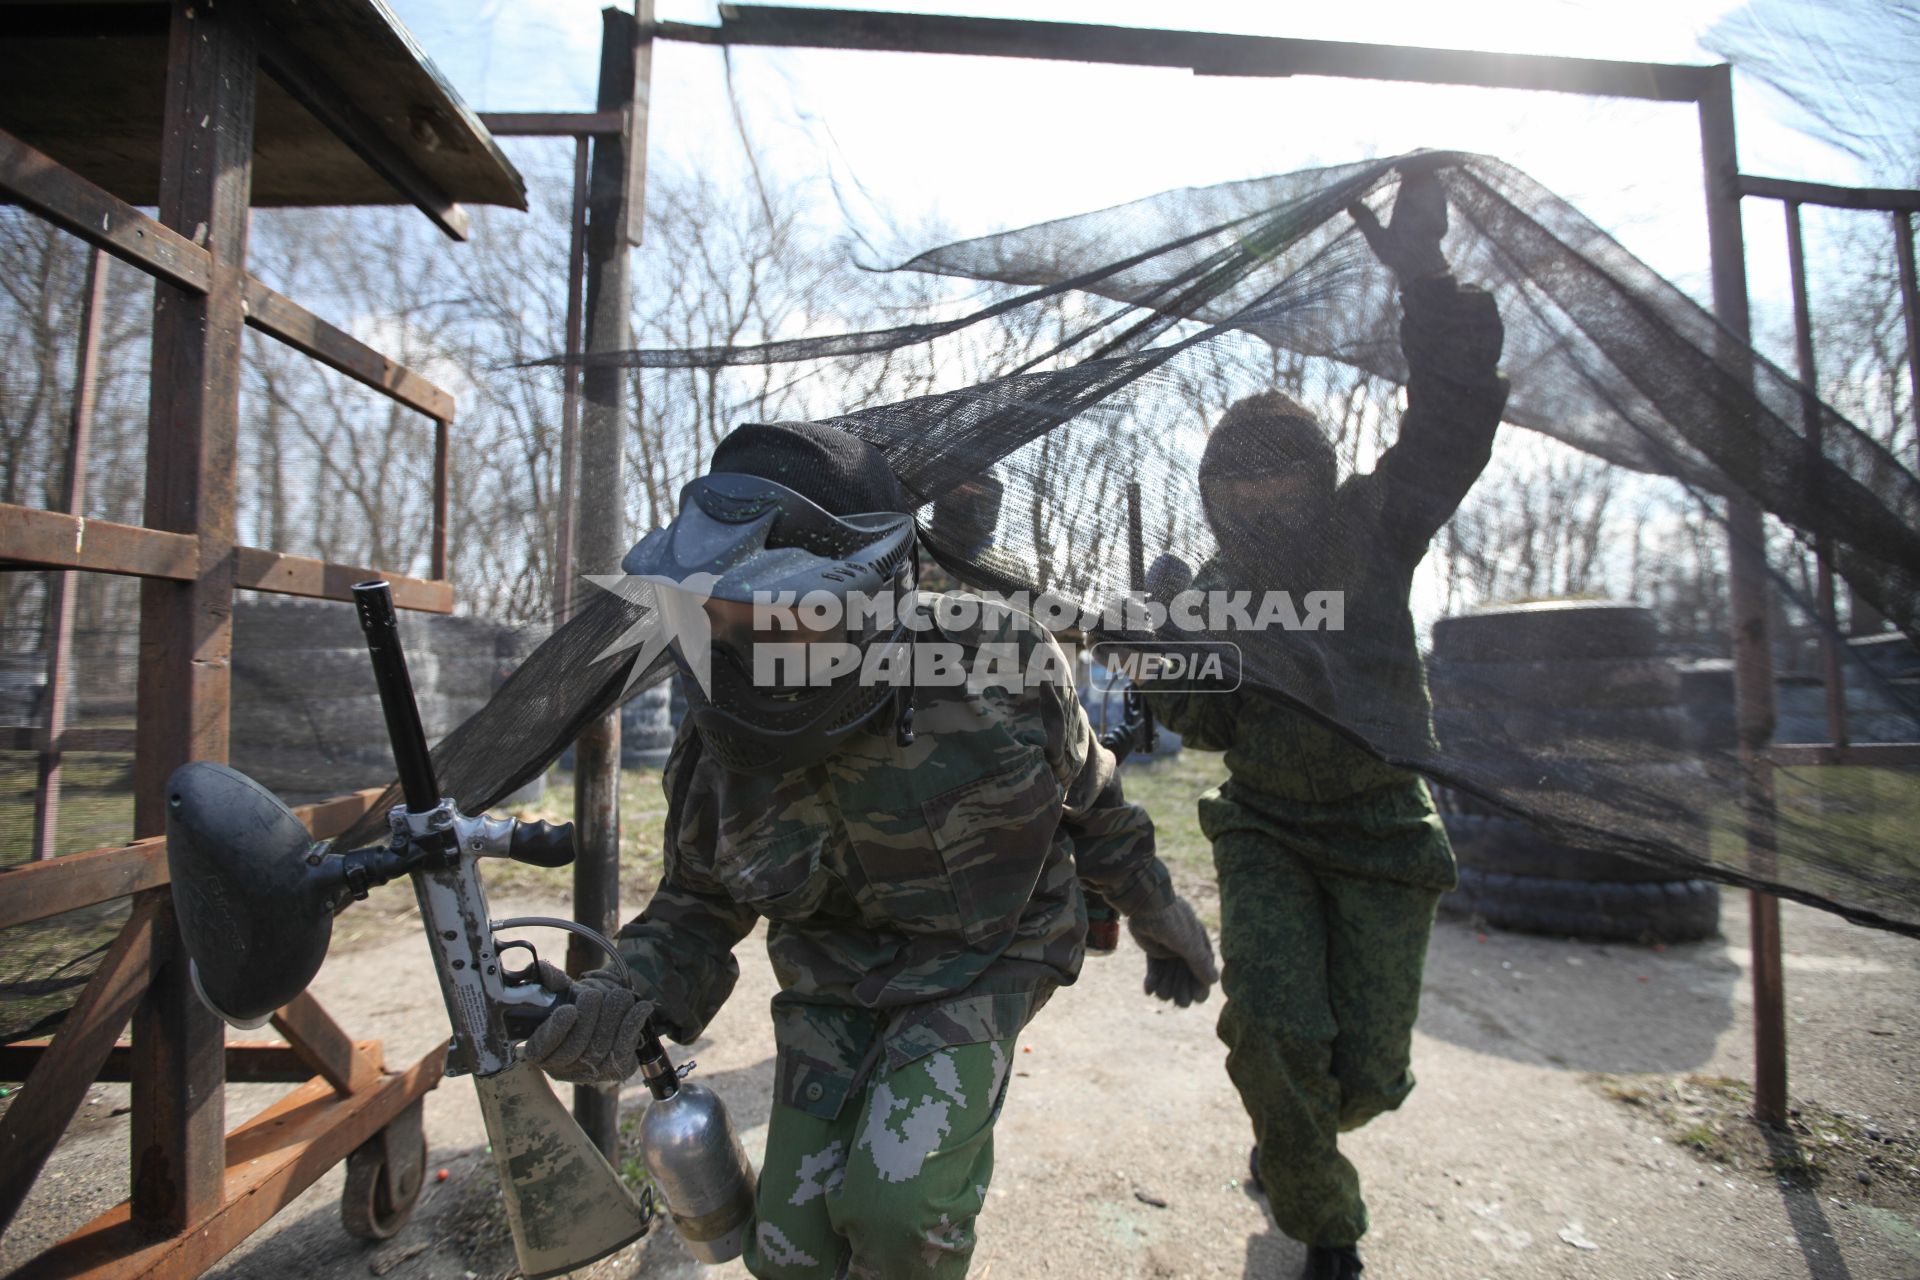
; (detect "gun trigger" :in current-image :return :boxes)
[497,938,538,984]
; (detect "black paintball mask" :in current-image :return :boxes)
[621,422,918,775]
[1199,392,1337,560]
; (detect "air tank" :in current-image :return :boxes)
[637,1031,758,1263]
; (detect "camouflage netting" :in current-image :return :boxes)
[329,150,1920,940]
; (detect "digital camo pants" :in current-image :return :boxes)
[743,1037,1015,1280]
[1205,783,1453,1248]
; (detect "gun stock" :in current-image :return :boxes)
[474,1062,653,1279]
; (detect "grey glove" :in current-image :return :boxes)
[520,960,655,1084]
[1127,897,1219,1008]
[1348,165,1450,285]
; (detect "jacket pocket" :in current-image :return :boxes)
[716,826,833,922]
[921,755,1061,944]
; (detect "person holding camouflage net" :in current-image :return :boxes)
[521,420,1217,1279]
[1143,166,1507,1280]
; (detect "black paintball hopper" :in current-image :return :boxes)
[165,761,335,1029]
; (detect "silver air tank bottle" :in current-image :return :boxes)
[637,1025,757,1263]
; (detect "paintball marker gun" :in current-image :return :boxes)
[164,581,754,1275]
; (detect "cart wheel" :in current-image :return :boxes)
[341,1129,427,1241]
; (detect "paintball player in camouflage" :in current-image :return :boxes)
[1142,167,1507,1280]
[523,421,1218,1280]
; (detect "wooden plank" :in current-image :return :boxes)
[478,110,625,136]
[0,892,162,1235]
[269,991,381,1096]
[675,7,1712,101]
[0,840,168,933]
[232,545,453,614]
[0,787,390,931]
[242,278,456,422]
[1772,742,1920,767]
[0,505,198,580]
[10,1044,444,1280]
[0,1039,384,1085]
[0,127,214,295]
[254,14,470,240]
[1737,172,1920,214]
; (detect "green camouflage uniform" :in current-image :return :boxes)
[616,596,1169,1279]
[1147,275,1507,1247]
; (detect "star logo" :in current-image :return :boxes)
[584,571,721,699]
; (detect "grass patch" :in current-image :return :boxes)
[1593,1073,1920,1209]
[1120,750,1231,927]
[0,749,136,866]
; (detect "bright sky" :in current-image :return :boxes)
[388,0,1884,315]
[381,0,1900,626]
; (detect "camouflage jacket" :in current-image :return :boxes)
[614,595,1169,1120]
[1147,275,1508,806]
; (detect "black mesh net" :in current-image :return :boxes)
[328,150,1920,941]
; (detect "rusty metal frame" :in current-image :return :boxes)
[635,4,1847,1130]
[1736,175,1920,777]
[0,0,480,1272]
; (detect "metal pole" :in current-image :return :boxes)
[1895,211,1920,472]
[553,137,589,625]
[1700,65,1787,1129]
[1783,202,1848,748]
[569,1,649,1161]
[32,249,108,862]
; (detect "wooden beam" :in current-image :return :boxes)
[10,1044,444,1280]
[0,127,214,295]
[0,786,390,932]
[479,110,626,136]
[1738,173,1920,214]
[232,546,453,614]
[0,840,168,933]
[243,279,456,422]
[667,7,1713,101]
[269,991,381,1096]
[0,1038,385,1085]
[0,892,162,1235]
[0,505,199,580]
[0,782,389,932]
[131,13,255,1221]
[255,16,470,240]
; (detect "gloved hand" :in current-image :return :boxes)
[520,960,655,1084]
[1127,897,1219,1008]
[1348,165,1450,285]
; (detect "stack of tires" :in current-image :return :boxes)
[1429,600,1719,943]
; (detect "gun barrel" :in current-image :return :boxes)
[352,580,440,811]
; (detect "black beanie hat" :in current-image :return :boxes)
[1198,391,1335,487]
[710,421,910,517]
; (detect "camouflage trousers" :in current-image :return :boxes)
[1203,783,1452,1248]
[743,1037,1015,1280]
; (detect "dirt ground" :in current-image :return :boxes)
[5,844,1919,1279]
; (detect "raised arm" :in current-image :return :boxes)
[1350,169,1509,557]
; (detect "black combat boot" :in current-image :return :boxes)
[1300,1244,1363,1279]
